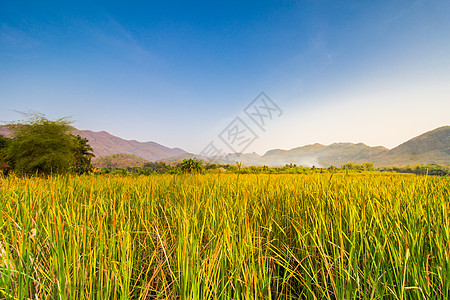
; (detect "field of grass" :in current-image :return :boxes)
[0,173,449,299]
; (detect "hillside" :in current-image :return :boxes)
[373,126,450,166]
[75,130,187,161]
[253,126,449,167]
[210,126,449,167]
[209,143,389,167]
[260,143,388,167]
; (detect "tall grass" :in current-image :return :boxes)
[0,173,449,299]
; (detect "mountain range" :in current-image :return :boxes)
[1,125,449,167]
[217,126,450,167]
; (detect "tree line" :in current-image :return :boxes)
[100,160,449,176]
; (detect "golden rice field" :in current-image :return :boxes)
[0,173,449,299]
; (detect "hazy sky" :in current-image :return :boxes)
[1,1,449,155]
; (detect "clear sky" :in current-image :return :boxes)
[1,0,449,155]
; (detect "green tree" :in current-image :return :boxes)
[6,113,94,175]
[143,161,168,173]
[178,158,202,173]
[0,135,11,174]
[328,165,337,172]
[342,162,355,170]
[363,162,375,171]
[72,135,95,174]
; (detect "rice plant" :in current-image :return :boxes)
[0,173,448,299]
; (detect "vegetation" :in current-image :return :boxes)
[73,135,95,175]
[142,161,171,173]
[93,153,149,170]
[0,173,448,299]
[380,163,450,176]
[341,162,375,171]
[1,113,94,175]
[92,158,450,177]
[177,158,202,173]
[0,135,11,173]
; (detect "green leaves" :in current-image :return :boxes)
[72,135,94,174]
[4,113,94,175]
[178,158,202,173]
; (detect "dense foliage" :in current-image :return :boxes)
[0,135,10,172]
[93,153,148,170]
[72,135,95,174]
[380,163,450,176]
[0,173,448,298]
[1,113,94,175]
[177,158,202,173]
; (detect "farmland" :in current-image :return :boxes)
[1,173,449,299]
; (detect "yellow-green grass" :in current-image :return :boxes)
[0,173,449,299]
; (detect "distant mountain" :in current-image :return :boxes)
[208,143,388,167]
[372,126,450,166]
[261,143,389,167]
[234,126,449,167]
[75,130,187,161]
[221,152,264,166]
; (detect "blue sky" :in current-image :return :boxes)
[1,0,449,154]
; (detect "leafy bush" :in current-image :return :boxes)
[4,113,94,175]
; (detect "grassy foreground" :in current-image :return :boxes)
[0,173,449,299]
